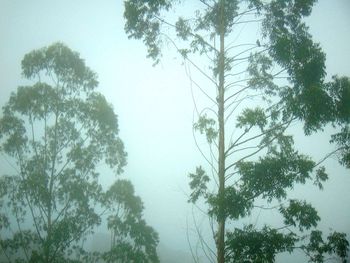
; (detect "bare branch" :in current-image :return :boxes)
[185,61,218,105]
[225,117,296,173]
[191,207,216,263]
[199,0,214,9]
[186,216,201,263]
[154,15,219,53]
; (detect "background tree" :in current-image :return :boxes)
[0,43,159,263]
[123,0,349,262]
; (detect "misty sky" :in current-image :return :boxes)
[0,0,350,262]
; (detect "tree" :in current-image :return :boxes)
[0,43,159,263]
[326,76,350,168]
[123,1,349,262]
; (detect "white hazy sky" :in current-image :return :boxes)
[0,0,350,262]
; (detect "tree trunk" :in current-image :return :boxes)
[216,1,226,263]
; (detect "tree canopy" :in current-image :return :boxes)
[0,42,159,263]
[124,1,349,262]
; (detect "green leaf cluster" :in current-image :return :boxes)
[188,166,210,203]
[237,151,315,201]
[226,225,297,263]
[303,231,350,263]
[193,114,218,144]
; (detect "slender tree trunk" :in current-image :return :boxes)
[45,174,55,263]
[217,1,226,263]
[45,110,58,263]
[45,207,52,263]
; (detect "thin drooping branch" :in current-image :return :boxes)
[224,84,252,104]
[161,32,218,86]
[224,92,265,124]
[253,203,284,210]
[314,147,345,168]
[233,19,264,25]
[225,117,296,157]
[185,61,218,106]
[154,15,219,54]
[192,207,216,263]
[199,0,214,9]
[233,7,261,23]
[225,68,250,78]
[186,216,201,263]
[228,125,253,152]
[231,46,263,61]
[225,118,295,174]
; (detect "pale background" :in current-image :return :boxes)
[0,1,349,262]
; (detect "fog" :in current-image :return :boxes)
[0,0,350,262]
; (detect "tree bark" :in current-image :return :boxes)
[216,1,226,263]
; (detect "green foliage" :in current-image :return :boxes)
[188,166,210,203]
[207,186,253,220]
[327,232,350,261]
[226,224,349,263]
[314,166,328,190]
[279,200,320,231]
[104,180,159,263]
[303,230,350,263]
[0,43,158,262]
[331,126,350,168]
[21,43,98,90]
[195,1,239,35]
[327,76,350,167]
[193,114,218,144]
[329,76,350,124]
[124,0,172,64]
[247,53,278,97]
[237,151,315,201]
[175,17,192,41]
[226,225,297,263]
[236,107,267,131]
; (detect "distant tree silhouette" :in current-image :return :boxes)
[0,43,159,263]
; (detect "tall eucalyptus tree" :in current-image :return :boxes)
[124,1,349,262]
